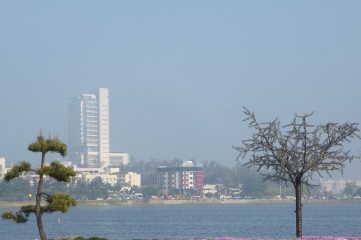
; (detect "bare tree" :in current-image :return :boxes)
[233,107,360,237]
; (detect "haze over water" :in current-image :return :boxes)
[1,2,361,178]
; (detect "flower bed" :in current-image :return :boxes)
[195,237,361,240]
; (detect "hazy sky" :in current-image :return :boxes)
[1,1,361,179]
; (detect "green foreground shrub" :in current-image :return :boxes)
[50,237,108,240]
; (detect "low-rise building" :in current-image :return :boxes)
[105,166,120,174]
[320,178,361,194]
[203,184,217,195]
[119,172,141,187]
[109,152,129,166]
[0,157,5,178]
[82,173,118,186]
[70,165,103,174]
[157,160,203,195]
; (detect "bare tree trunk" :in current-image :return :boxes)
[295,179,302,238]
[36,153,47,240]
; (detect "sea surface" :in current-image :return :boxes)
[0,203,360,240]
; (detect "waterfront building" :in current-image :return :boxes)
[68,88,110,168]
[157,160,203,195]
[69,165,103,174]
[68,88,129,170]
[105,166,120,174]
[320,178,361,194]
[119,172,141,187]
[81,172,118,186]
[0,157,5,178]
[109,152,129,166]
[203,184,217,195]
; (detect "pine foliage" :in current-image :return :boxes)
[45,193,77,213]
[28,132,67,157]
[4,162,32,181]
[38,161,76,183]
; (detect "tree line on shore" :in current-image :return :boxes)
[2,157,361,202]
[0,158,311,201]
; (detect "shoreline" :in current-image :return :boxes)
[1,198,361,208]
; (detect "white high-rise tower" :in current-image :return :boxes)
[68,88,109,168]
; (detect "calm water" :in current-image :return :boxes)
[1,203,360,240]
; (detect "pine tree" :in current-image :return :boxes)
[2,132,77,240]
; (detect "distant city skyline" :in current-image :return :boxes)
[1,1,361,179]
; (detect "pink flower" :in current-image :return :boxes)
[193,237,361,240]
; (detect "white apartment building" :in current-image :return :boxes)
[81,173,118,186]
[109,152,129,166]
[0,157,5,177]
[68,88,110,168]
[119,172,141,187]
[320,178,361,194]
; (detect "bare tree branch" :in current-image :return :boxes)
[233,107,360,237]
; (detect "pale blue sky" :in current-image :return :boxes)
[1,1,361,179]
